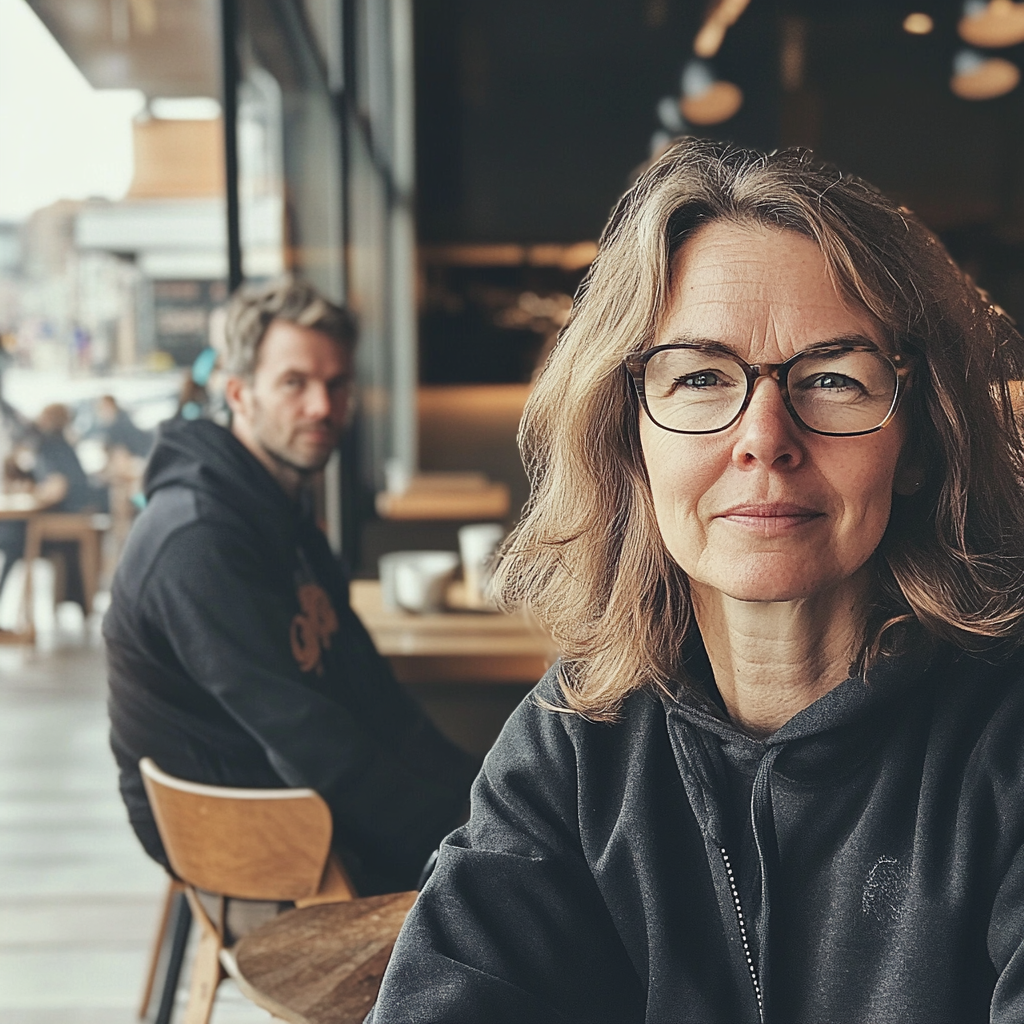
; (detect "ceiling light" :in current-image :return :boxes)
[693,0,751,58]
[959,0,1024,47]
[950,48,1020,98]
[679,60,743,125]
[903,12,935,34]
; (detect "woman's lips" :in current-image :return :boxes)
[717,502,824,532]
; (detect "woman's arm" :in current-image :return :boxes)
[370,673,644,1024]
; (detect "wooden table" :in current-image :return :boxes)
[350,579,557,686]
[374,471,510,521]
[0,497,110,644]
[225,892,418,1024]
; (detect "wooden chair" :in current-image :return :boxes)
[138,876,188,1024]
[23,511,110,617]
[139,758,357,1024]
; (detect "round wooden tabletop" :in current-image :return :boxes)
[228,891,418,1024]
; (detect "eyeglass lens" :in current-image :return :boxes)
[641,347,898,435]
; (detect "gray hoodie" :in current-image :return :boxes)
[372,635,1024,1021]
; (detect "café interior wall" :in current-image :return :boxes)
[414,0,776,245]
[412,0,1024,324]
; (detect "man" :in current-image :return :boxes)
[105,278,478,894]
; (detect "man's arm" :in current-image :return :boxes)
[144,521,474,887]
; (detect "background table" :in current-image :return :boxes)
[349,579,556,685]
[227,892,419,1024]
[0,497,109,644]
[350,579,558,753]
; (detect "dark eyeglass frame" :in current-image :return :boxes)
[623,342,913,437]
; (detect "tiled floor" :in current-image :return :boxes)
[0,586,272,1022]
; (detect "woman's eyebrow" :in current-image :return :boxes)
[796,335,882,354]
[657,335,737,357]
[656,333,881,357]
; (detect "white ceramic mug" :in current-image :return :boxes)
[378,551,410,611]
[458,523,505,608]
[386,551,460,614]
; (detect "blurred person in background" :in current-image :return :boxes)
[84,395,154,570]
[371,139,1024,1023]
[0,403,108,611]
[92,394,154,459]
[172,345,221,423]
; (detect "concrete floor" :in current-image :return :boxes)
[0,587,272,1023]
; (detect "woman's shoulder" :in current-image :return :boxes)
[485,663,667,781]
[523,663,665,728]
[932,640,1024,695]
[920,641,1024,761]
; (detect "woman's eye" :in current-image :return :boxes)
[677,371,721,389]
[809,372,859,392]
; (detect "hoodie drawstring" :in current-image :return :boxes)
[749,743,782,1022]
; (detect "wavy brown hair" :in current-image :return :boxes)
[493,137,1024,721]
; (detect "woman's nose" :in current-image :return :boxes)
[730,377,804,469]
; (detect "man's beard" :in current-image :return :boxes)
[257,434,335,478]
[247,393,338,479]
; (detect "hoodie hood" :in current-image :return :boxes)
[665,626,939,755]
[145,417,295,528]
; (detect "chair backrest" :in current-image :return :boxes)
[140,757,334,902]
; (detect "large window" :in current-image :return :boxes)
[233,0,345,300]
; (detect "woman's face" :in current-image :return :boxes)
[639,220,910,605]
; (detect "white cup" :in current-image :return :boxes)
[384,456,411,495]
[388,551,460,614]
[378,551,411,611]
[458,523,505,608]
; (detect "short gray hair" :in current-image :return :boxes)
[219,276,356,378]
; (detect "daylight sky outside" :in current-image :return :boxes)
[0,0,143,222]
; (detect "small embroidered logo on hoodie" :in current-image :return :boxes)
[290,583,339,675]
[862,856,908,924]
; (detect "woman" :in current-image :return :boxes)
[370,139,1024,1022]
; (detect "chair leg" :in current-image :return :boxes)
[139,878,184,1019]
[182,921,225,1024]
[78,529,100,616]
[153,890,192,1024]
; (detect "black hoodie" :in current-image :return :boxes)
[370,638,1024,1022]
[105,418,478,893]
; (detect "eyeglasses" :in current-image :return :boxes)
[624,342,911,437]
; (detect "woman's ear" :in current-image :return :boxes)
[893,447,925,496]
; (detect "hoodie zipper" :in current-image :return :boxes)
[720,846,765,1023]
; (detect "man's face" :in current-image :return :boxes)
[228,319,353,492]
